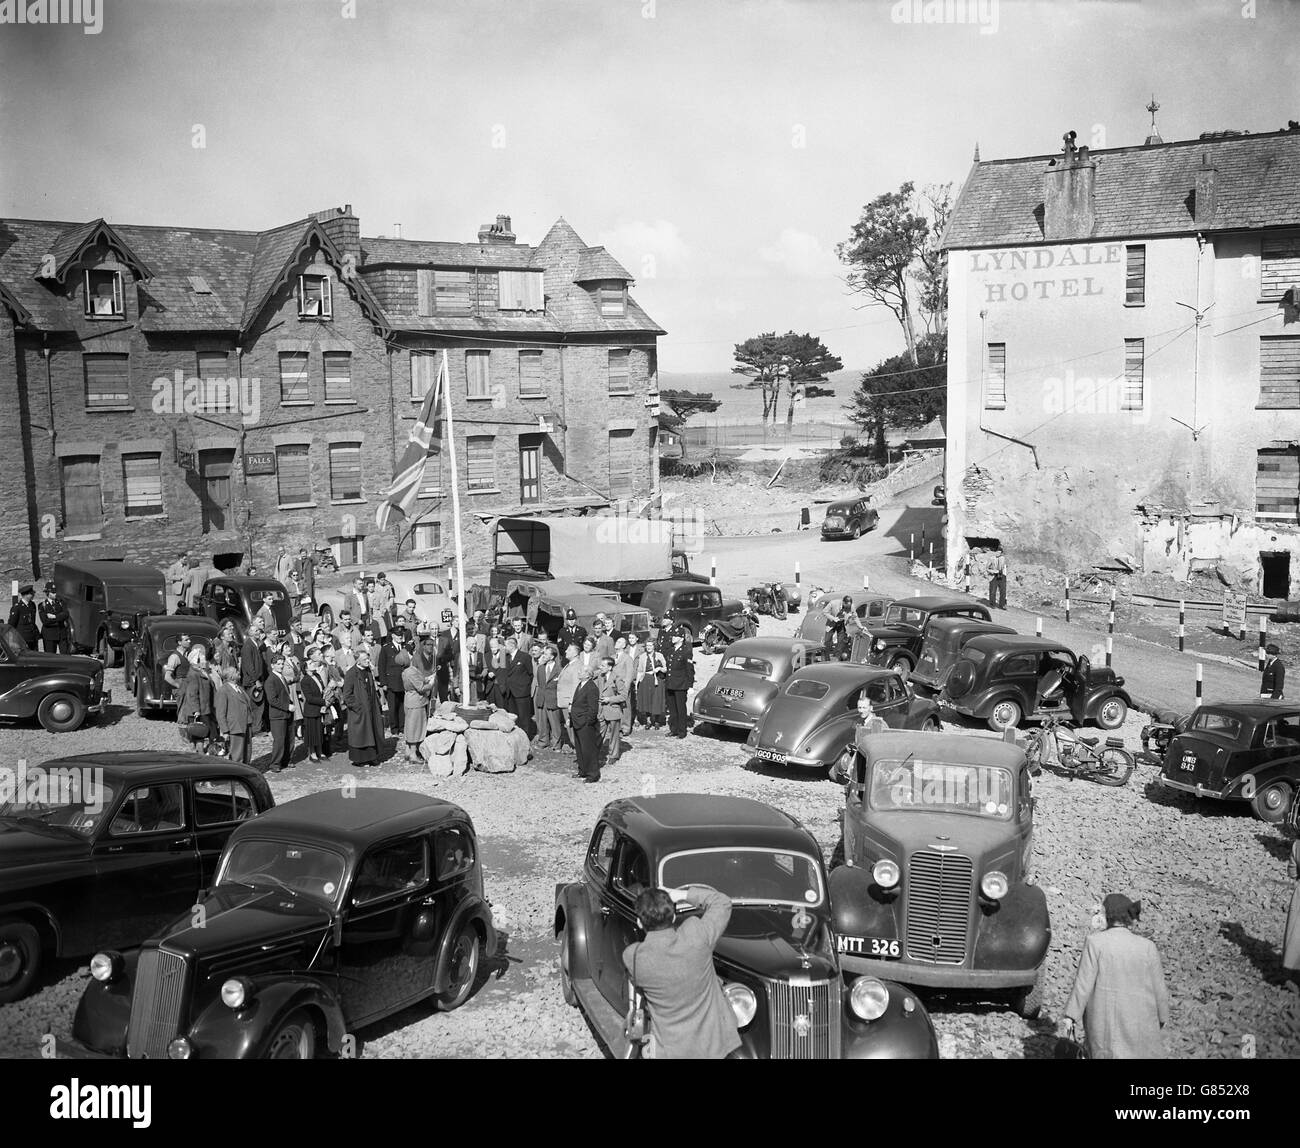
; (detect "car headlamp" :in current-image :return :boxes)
[872,859,900,889]
[221,976,255,1009]
[980,871,1009,901]
[89,951,123,983]
[120,619,131,629]
[849,977,890,1021]
[723,982,757,1028]
[874,639,887,651]
[167,1037,194,1060]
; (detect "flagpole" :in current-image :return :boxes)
[440,350,472,702]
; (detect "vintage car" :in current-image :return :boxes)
[640,580,745,646]
[315,566,457,632]
[1157,702,1300,823]
[830,730,1049,1016]
[745,663,942,778]
[555,794,938,1059]
[908,615,1017,696]
[939,634,1131,732]
[197,575,293,638]
[853,595,994,674]
[61,789,494,1059]
[52,559,167,668]
[821,497,879,541]
[692,638,828,733]
[505,578,651,645]
[0,621,108,733]
[124,615,221,716]
[0,753,271,1004]
[794,592,892,646]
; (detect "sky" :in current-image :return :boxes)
[1,0,1297,373]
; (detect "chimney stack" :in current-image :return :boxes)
[312,204,361,263]
[1194,152,1218,228]
[477,213,516,245]
[1042,132,1097,241]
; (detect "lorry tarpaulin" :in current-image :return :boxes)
[493,517,672,582]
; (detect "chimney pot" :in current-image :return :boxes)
[1194,153,1218,227]
[1042,140,1097,241]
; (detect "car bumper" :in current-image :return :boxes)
[693,705,757,730]
[821,529,853,539]
[837,955,1039,988]
[88,690,110,713]
[53,1036,118,1060]
[1157,774,1240,801]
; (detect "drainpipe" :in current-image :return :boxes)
[43,339,54,455]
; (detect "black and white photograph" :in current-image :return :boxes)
[0,0,1296,1107]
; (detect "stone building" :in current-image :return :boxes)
[942,127,1300,595]
[0,208,663,582]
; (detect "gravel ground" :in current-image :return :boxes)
[2,613,1298,1060]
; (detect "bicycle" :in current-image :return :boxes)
[1020,714,1135,787]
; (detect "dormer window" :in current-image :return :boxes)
[299,273,332,318]
[597,284,626,317]
[84,269,124,318]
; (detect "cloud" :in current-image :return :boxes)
[759,228,841,279]
[596,219,690,279]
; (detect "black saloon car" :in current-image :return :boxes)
[1157,702,1300,823]
[555,794,938,1059]
[821,498,879,540]
[853,595,994,674]
[908,615,1017,696]
[939,634,1131,732]
[0,621,108,733]
[0,754,271,1003]
[124,615,221,716]
[640,581,745,646]
[62,789,494,1059]
[197,576,293,638]
[692,638,828,733]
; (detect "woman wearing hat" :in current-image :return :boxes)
[1061,893,1170,1058]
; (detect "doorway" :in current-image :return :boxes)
[519,436,541,505]
[199,449,235,534]
[1261,551,1291,599]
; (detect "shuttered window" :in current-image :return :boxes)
[498,270,544,311]
[122,453,163,518]
[276,444,312,506]
[197,350,238,413]
[279,351,310,403]
[84,353,130,409]
[1125,245,1146,305]
[418,452,443,497]
[608,349,631,394]
[329,442,362,501]
[1257,448,1300,522]
[324,351,353,402]
[985,343,1006,409]
[1261,232,1300,302]
[518,349,544,395]
[298,274,332,317]
[466,350,490,398]
[1259,336,1300,408]
[609,428,635,498]
[413,521,442,552]
[410,351,436,399]
[417,269,435,316]
[598,285,626,317]
[1123,339,1145,409]
[466,436,496,490]
[84,269,124,317]
[61,456,102,535]
[434,270,473,315]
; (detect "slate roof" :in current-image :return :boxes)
[943,130,1300,249]
[362,237,535,269]
[574,245,632,282]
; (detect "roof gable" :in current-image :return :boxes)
[39,218,155,282]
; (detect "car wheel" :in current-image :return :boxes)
[1096,697,1128,730]
[1252,780,1294,825]
[558,929,577,1007]
[921,717,942,733]
[1010,964,1045,1019]
[263,1011,317,1060]
[851,524,862,540]
[987,699,1023,732]
[887,652,913,675]
[436,924,482,1012]
[94,631,117,669]
[37,693,86,734]
[0,920,42,1005]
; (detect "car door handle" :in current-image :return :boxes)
[105,845,124,853]
[168,838,190,851]
[599,905,611,916]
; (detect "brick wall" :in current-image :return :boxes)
[0,306,36,583]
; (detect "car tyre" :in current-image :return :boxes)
[94,631,117,669]
[0,919,42,1005]
[851,524,862,540]
[987,698,1023,732]
[263,1010,316,1060]
[1095,697,1128,730]
[558,929,577,1007]
[887,653,913,675]
[37,692,86,734]
[1252,780,1294,825]
[1010,964,1045,1019]
[436,924,482,1012]
[135,678,148,718]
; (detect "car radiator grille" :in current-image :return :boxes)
[126,948,190,1059]
[905,850,973,965]
[764,976,841,1059]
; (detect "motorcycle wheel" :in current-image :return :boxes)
[774,597,787,620]
[1091,748,1135,787]
[702,632,719,655]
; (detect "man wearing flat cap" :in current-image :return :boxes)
[1261,643,1286,700]
[8,585,39,648]
[1061,893,1169,1058]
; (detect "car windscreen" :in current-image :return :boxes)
[0,777,119,837]
[869,758,1015,819]
[106,583,165,611]
[1190,711,1243,740]
[217,838,347,907]
[884,605,926,626]
[660,847,824,908]
[785,679,829,700]
[721,655,773,677]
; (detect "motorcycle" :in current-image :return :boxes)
[747,584,774,615]
[1020,715,1134,786]
[747,582,788,620]
[771,581,789,620]
[701,606,759,654]
[1138,709,1190,767]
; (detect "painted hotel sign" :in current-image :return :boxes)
[969,243,1121,303]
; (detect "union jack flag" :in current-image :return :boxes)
[376,350,445,530]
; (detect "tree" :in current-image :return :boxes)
[659,389,720,459]
[781,332,842,429]
[914,182,953,340]
[845,332,945,462]
[731,332,787,425]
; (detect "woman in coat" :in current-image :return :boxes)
[341,647,386,768]
[401,652,435,762]
[1284,833,1300,990]
[638,643,667,729]
[178,646,215,752]
[299,647,327,762]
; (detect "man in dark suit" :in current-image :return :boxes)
[240,620,268,735]
[558,608,587,654]
[664,631,694,738]
[37,582,70,653]
[263,652,294,772]
[8,585,39,648]
[215,667,254,764]
[377,628,408,734]
[503,636,536,738]
[1262,643,1286,700]
[570,665,601,782]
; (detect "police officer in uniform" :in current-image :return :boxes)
[8,584,39,648]
[655,610,676,657]
[558,608,587,653]
[37,581,70,653]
